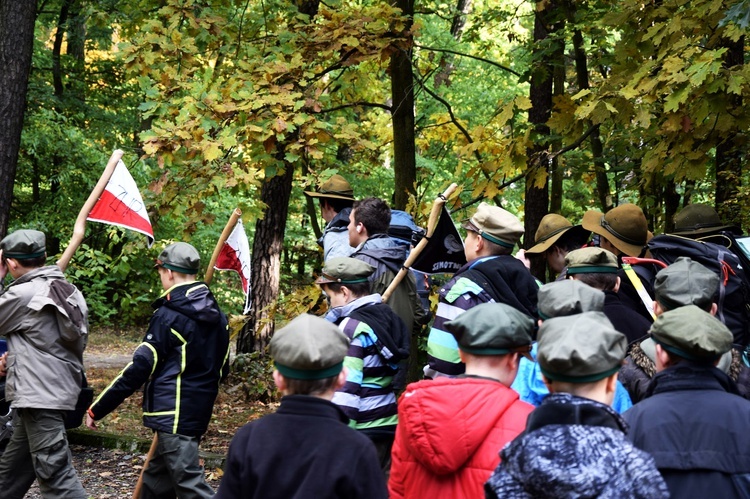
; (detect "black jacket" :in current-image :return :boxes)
[215,395,388,499]
[460,255,538,319]
[603,291,651,346]
[624,363,750,498]
[90,281,230,437]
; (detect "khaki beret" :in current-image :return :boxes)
[537,312,627,383]
[654,257,718,312]
[303,174,355,201]
[565,247,619,275]
[582,204,649,257]
[444,302,534,358]
[462,202,524,248]
[315,257,374,285]
[0,230,46,260]
[155,242,200,274]
[650,305,732,361]
[270,314,349,379]
[537,280,605,320]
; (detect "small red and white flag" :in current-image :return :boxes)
[86,160,154,246]
[214,219,252,314]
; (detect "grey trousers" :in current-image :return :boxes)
[140,431,214,499]
[0,408,86,499]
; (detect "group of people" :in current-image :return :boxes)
[2,171,750,498]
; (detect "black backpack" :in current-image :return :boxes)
[646,234,750,347]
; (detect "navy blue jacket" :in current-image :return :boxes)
[90,281,230,437]
[624,363,750,498]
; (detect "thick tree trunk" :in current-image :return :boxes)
[391,0,416,210]
[0,0,37,238]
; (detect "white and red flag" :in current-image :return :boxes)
[86,159,154,246]
[214,218,252,314]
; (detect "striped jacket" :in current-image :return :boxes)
[89,281,230,437]
[328,294,408,437]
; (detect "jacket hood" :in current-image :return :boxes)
[154,281,224,323]
[357,235,408,267]
[398,377,522,474]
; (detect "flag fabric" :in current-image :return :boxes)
[214,219,252,314]
[412,207,466,274]
[86,160,154,246]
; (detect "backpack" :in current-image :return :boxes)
[646,234,750,347]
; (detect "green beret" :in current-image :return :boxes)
[155,242,200,274]
[315,257,374,285]
[462,202,524,248]
[270,314,349,380]
[0,230,46,260]
[650,305,732,361]
[537,280,605,320]
[654,257,718,312]
[537,312,627,383]
[565,247,619,274]
[444,302,534,357]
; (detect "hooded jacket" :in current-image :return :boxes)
[0,266,87,410]
[90,281,230,436]
[319,207,354,261]
[388,376,533,499]
[486,393,668,499]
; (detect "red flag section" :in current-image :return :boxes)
[86,160,154,246]
[214,219,252,314]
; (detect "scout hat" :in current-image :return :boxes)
[155,242,200,274]
[650,305,732,361]
[537,312,626,382]
[565,247,619,275]
[315,257,374,285]
[582,204,649,257]
[0,230,46,259]
[537,279,605,320]
[526,214,589,254]
[671,204,741,237]
[270,314,349,379]
[462,202,524,248]
[303,174,355,201]
[654,257,718,312]
[444,302,534,359]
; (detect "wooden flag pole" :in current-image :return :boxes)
[132,433,158,499]
[56,150,124,272]
[381,183,458,302]
[204,208,242,285]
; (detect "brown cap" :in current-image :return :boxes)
[582,204,649,257]
[304,174,355,201]
[671,204,741,236]
[526,214,589,254]
[462,202,524,248]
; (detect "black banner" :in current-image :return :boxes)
[412,207,466,274]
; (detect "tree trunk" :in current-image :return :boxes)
[53,0,71,97]
[0,0,37,238]
[391,0,416,210]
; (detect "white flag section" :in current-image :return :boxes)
[214,219,252,314]
[86,160,154,246]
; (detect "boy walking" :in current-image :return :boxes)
[86,242,230,498]
[215,314,387,499]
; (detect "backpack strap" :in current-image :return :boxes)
[621,262,657,321]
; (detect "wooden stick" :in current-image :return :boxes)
[56,150,124,272]
[204,208,242,285]
[132,433,158,499]
[381,183,458,302]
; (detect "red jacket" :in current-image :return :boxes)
[389,377,533,499]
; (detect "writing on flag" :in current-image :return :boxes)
[412,206,466,274]
[86,160,154,246]
[215,219,252,314]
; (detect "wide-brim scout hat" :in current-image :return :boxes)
[155,242,200,274]
[0,229,46,259]
[315,257,374,285]
[444,302,534,359]
[303,174,355,201]
[654,257,719,312]
[537,312,627,383]
[537,279,605,320]
[526,214,589,254]
[582,204,649,257]
[565,247,619,275]
[650,305,732,362]
[461,202,524,249]
[270,314,349,380]
[671,203,742,237]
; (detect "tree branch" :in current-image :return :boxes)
[318,101,392,113]
[415,44,521,77]
[549,124,599,159]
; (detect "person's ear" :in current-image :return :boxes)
[605,372,618,395]
[335,369,347,390]
[710,302,718,316]
[613,276,621,293]
[272,370,286,392]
